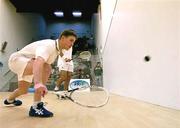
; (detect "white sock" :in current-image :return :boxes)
[33,101,41,109]
[7,99,14,103]
[54,86,59,90]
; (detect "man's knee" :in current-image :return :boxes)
[59,75,67,81]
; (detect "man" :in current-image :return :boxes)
[94,62,103,86]
[4,29,77,117]
[54,47,73,92]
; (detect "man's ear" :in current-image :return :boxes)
[61,36,66,40]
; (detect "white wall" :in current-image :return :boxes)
[0,0,46,89]
[178,2,180,109]
[100,0,117,52]
[102,0,180,110]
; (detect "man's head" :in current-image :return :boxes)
[58,29,77,50]
[97,62,101,66]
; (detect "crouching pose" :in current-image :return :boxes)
[4,29,77,117]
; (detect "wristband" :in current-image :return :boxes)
[34,83,48,97]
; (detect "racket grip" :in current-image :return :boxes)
[68,88,79,92]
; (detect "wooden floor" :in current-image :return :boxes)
[0,92,180,128]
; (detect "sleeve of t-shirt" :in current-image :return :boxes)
[35,46,51,62]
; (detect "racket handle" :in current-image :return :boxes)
[68,88,79,92]
[66,96,74,102]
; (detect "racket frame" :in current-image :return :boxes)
[55,86,109,108]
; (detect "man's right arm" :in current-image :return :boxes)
[33,56,45,84]
[33,56,48,97]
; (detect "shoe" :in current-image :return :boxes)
[29,102,53,117]
[55,91,68,100]
[60,95,68,100]
[54,86,59,92]
[4,99,22,106]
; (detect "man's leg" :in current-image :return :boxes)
[64,71,72,90]
[33,63,51,101]
[54,70,67,91]
[8,81,31,100]
[4,81,31,106]
[8,58,36,100]
[5,57,53,117]
[21,58,42,102]
[33,63,51,102]
[29,62,53,117]
[4,58,34,106]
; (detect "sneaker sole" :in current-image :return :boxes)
[3,103,22,107]
[29,113,53,118]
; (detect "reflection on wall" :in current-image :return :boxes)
[48,49,103,90]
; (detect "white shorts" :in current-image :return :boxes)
[59,63,74,72]
[8,53,33,83]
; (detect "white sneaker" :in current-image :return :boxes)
[54,91,68,99]
[55,91,67,96]
[54,86,59,91]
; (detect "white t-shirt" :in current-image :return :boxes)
[57,47,73,68]
[17,39,58,64]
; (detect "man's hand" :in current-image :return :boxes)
[34,83,48,97]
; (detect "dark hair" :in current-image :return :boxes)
[59,29,77,39]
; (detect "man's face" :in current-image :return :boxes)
[61,35,76,50]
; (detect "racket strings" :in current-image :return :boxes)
[70,87,109,107]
